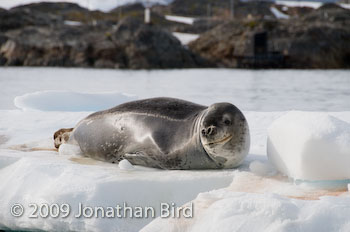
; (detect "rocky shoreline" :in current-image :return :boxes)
[0,2,349,69]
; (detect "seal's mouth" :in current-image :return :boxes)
[205,134,233,146]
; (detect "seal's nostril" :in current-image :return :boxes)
[202,126,217,136]
[207,127,212,135]
[206,126,216,135]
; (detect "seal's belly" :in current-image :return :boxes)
[72,113,187,166]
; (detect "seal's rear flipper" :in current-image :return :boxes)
[54,128,74,149]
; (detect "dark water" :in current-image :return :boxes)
[0,68,349,111]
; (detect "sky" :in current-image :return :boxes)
[1,0,348,12]
[0,0,173,11]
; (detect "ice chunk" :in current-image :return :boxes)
[267,111,350,180]
[119,159,134,170]
[14,90,137,112]
[58,144,82,156]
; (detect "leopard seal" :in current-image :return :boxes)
[54,97,250,169]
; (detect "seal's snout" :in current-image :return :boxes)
[202,125,217,136]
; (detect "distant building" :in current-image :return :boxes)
[145,7,151,24]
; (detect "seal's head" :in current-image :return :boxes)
[199,103,250,168]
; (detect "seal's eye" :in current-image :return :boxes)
[224,119,231,125]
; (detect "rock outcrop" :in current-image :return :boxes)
[0,1,349,69]
[189,4,350,68]
[0,7,62,32]
[0,16,211,68]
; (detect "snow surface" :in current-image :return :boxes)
[276,0,350,9]
[144,169,350,231]
[1,107,350,231]
[1,68,350,231]
[249,160,277,176]
[270,6,290,19]
[64,20,82,26]
[143,188,350,232]
[172,32,199,45]
[267,111,350,181]
[14,90,137,111]
[0,149,234,231]
[165,15,195,25]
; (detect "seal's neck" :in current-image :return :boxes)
[192,110,206,140]
[194,109,226,169]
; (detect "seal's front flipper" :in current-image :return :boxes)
[53,128,74,149]
[124,152,162,168]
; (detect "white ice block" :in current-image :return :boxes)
[267,111,350,180]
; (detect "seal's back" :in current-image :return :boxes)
[87,97,207,120]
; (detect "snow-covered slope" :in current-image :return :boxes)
[165,15,195,25]
[270,6,290,19]
[172,32,199,45]
[275,0,350,9]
